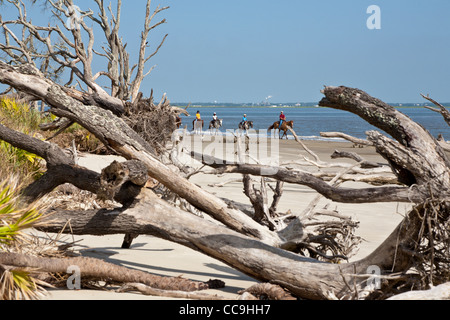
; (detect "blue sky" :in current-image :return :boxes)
[3,0,450,104]
[142,0,450,103]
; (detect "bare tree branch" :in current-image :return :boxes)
[192,151,426,204]
[129,1,169,102]
[320,132,373,147]
[1,0,168,105]
[421,93,450,126]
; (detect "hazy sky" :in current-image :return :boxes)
[3,0,450,103]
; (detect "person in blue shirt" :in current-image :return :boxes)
[242,114,248,126]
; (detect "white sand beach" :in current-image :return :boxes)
[43,138,410,300]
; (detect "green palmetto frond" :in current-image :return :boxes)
[0,266,48,300]
[0,181,42,246]
[0,178,48,300]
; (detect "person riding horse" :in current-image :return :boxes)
[209,112,223,134]
[212,112,218,127]
[241,114,248,127]
[268,111,293,139]
[279,111,286,126]
[239,114,254,132]
[192,110,204,132]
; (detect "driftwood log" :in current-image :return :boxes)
[0,59,449,299]
[0,252,223,292]
[98,160,149,204]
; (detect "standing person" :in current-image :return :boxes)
[279,111,286,126]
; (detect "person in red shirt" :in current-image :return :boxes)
[279,111,286,126]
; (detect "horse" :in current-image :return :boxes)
[209,119,223,135]
[268,120,294,139]
[238,121,253,134]
[192,119,204,135]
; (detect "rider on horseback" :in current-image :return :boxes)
[212,112,218,126]
[241,114,248,127]
[279,111,286,126]
[193,110,203,131]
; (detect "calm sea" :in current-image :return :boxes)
[181,107,450,141]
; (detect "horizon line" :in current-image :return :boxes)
[171,102,450,106]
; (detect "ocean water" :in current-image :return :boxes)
[181,106,450,141]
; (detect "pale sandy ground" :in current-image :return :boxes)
[42,137,410,300]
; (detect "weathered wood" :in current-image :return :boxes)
[1,59,449,299]
[0,123,71,167]
[0,251,218,292]
[0,63,282,244]
[320,132,373,146]
[421,94,450,126]
[192,152,425,203]
[116,283,229,300]
[243,175,271,226]
[0,123,148,207]
[39,186,441,300]
[0,61,125,115]
[269,181,284,216]
[319,86,450,189]
[38,188,362,300]
[98,160,149,204]
[238,283,297,300]
[116,144,283,244]
[331,150,384,169]
[319,86,450,295]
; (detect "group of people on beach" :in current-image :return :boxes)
[194,110,221,127]
[192,110,287,129]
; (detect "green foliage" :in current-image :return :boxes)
[0,98,43,131]
[0,180,42,246]
[0,179,47,300]
[0,98,46,180]
[0,139,43,178]
[0,267,47,301]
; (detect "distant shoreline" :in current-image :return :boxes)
[172,104,450,109]
[180,130,349,143]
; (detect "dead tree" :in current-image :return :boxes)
[1,57,449,299]
[0,0,168,102]
[0,1,448,300]
[422,94,450,127]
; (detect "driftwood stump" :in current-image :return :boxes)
[98,160,149,248]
